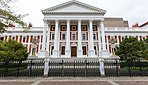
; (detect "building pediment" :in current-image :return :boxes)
[42,0,106,14]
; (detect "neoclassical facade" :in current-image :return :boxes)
[0,0,148,58]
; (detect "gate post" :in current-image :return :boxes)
[99,58,105,77]
[43,58,49,77]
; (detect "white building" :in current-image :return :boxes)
[0,0,148,58]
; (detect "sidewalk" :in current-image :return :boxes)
[0,77,148,85]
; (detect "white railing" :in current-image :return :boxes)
[105,27,148,31]
[4,27,148,31]
[6,27,43,31]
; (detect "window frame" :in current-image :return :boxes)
[71,25,77,31]
[52,33,55,40]
[72,33,76,40]
[81,25,87,31]
[51,25,55,31]
[62,33,66,40]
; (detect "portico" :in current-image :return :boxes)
[38,0,110,58]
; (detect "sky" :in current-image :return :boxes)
[12,0,148,27]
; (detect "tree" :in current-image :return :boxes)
[0,39,29,62]
[115,37,148,61]
[0,0,28,33]
[142,38,148,60]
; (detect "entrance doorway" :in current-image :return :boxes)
[82,46,86,55]
[61,46,65,55]
[71,46,77,57]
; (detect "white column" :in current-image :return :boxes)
[77,20,83,57]
[88,20,95,57]
[121,36,123,42]
[100,20,110,58]
[46,23,50,56]
[97,24,102,57]
[117,35,119,46]
[101,20,106,50]
[18,36,20,42]
[57,26,60,56]
[138,36,140,41]
[42,20,47,51]
[106,35,109,52]
[65,20,71,57]
[28,35,31,53]
[52,20,59,57]
[38,20,48,58]
[38,35,41,52]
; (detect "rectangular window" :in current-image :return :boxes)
[82,34,85,40]
[72,33,76,40]
[12,37,15,40]
[62,34,66,40]
[52,34,54,40]
[93,34,96,40]
[41,36,43,43]
[0,37,4,41]
[23,37,26,42]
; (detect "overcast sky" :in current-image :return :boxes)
[12,0,148,27]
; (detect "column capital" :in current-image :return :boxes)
[100,19,105,22]
[43,19,48,23]
[89,20,93,22]
[54,19,59,22]
[78,19,82,22]
[66,19,70,22]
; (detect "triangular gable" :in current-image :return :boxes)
[42,0,106,14]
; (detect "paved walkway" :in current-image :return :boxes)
[0,77,148,85]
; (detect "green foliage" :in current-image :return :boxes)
[0,0,28,33]
[0,39,29,62]
[115,37,148,61]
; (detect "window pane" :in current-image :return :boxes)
[82,34,85,40]
[62,34,65,40]
[23,37,26,42]
[72,34,75,40]
[52,34,54,40]
[93,34,96,40]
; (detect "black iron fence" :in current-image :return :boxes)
[104,60,148,77]
[0,59,148,77]
[0,59,44,77]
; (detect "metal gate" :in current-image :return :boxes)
[48,59,100,77]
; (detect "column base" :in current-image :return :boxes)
[51,50,59,58]
[65,50,71,57]
[77,50,83,57]
[38,50,48,58]
[100,50,111,58]
[88,50,95,57]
